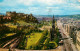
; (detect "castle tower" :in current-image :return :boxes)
[6,11,11,16]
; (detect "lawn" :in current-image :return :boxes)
[26,32,42,49]
[8,25,17,28]
[4,23,17,28]
[39,25,52,31]
[17,20,29,26]
[49,41,58,48]
[17,20,37,26]
[5,33,16,37]
[1,33,16,39]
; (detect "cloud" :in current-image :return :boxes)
[0,0,78,7]
[0,0,80,15]
[78,0,80,2]
[18,0,36,6]
[0,0,66,6]
[38,0,65,6]
[0,0,19,6]
[17,0,66,6]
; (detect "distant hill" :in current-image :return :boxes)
[34,15,53,18]
[34,15,70,17]
[0,13,5,15]
[58,14,80,19]
[34,14,80,19]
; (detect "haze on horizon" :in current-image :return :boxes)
[0,0,80,15]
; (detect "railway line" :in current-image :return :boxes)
[2,37,18,48]
[0,35,22,49]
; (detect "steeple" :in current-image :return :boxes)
[50,15,56,41]
[52,15,55,24]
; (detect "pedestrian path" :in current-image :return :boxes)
[0,46,63,51]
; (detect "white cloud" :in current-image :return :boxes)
[0,0,18,6]
[18,0,36,6]
[28,7,39,10]
[38,0,65,6]
[17,0,65,6]
[75,5,80,9]
[0,0,76,7]
[67,3,80,9]
[0,0,80,15]
[78,0,80,2]
[46,7,59,9]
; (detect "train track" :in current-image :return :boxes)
[9,38,20,48]
[2,37,18,48]
[2,36,20,49]
[0,33,24,49]
[0,40,10,47]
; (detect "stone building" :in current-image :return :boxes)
[17,13,24,16]
[76,31,80,51]
[63,23,77,44]
[3,16,11,20]
[24,14,29,18]
[6,11,25,17]
[6,11,16,16]
[63,24,76,35]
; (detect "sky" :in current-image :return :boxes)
[0,0,80,15]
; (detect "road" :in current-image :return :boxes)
[57,20,78,51]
